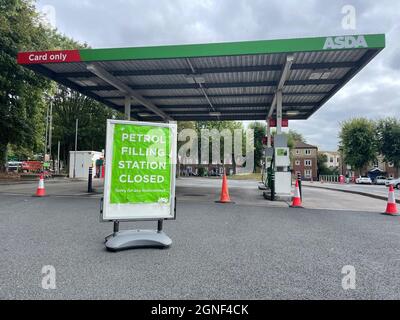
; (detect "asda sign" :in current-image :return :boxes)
[323,35,368,50]
[102,120,177,221]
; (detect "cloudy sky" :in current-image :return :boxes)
[36,0,400,150]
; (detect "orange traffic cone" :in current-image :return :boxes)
[33,173,46,197]
[216,173,232,203]
[383,185,399,216]
[290,180,303,208]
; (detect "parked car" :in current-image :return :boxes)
[385,177,400,189]
[6,161,22,172]
[374,176,388,185]
[355,176,372,184]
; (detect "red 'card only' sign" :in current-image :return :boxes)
[17,50,81,64]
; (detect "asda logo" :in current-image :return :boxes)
[323,35,368,50]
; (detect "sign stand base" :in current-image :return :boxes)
[105,220,172,251]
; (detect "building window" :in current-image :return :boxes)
[388,162,394,168]
[305,149,311,155]
[330,157,334,163]
[304,170,312,177]
[296,171,301,177]
[295,160,300,166]
[304,160,312,166]
[296,150,300,155]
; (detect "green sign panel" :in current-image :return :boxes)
[110,124,171,204]
[276,148,288,157]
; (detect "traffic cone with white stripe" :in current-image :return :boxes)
[216,173,233,203]
[33,173,46,197]
[383,185,399,216]
[290,179,303,208]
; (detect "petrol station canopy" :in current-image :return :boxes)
[18,34,385,122]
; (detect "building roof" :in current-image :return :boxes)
[17,33,385,122]
[293,141,318,149]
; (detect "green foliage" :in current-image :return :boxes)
[339,118,377,173]
[286,129,306,149]
[317,153,328,175]
[0,0,86,169]
[376,118,400,172]
[248,122,266,169]
[197,166,206,177]
[0,0,49,167]
[51,87,123,167]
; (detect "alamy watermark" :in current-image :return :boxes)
[341,5,356,30]
[177,128,255,174]
[341,265,356,290]
[41,265,56,290]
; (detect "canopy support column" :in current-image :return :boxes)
[124,96,131,120]
[276,90,283,134]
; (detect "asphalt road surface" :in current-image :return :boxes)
[0,177,399,299]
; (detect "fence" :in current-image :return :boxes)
[319,175,348,183]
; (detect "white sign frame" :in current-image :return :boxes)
[101,120,177,221]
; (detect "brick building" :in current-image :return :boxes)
[291,141,318,181]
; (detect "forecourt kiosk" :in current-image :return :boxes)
[18,34,385,249]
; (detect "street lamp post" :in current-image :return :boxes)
[48,99,53,169]
[73,118,78,178]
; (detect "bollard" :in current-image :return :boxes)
[88,167,93,193]
[271,172,275,201]
[297,174,302,200]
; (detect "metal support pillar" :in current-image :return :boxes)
[124,96,131,121]
[276,90,283,134]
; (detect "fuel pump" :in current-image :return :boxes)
[261,134,291,201]
[273,134,292,198]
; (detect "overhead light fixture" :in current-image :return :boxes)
[138,113,151,117]
[320,72,331,79]
[309,72,323,80]
[286,111,300,116]
[309,70,331,80]
[184,75,206,84]
[209,112,221,116]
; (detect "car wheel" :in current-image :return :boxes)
[397,184,400,190]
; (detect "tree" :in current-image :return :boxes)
[287,130,306,146]
[0,0,49,169]
[0,0,85,170]
[317,153,328,176]
[376,117,400,176]
[50,87,123,168]
[339,118,377,175]
[248,122,266,169]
